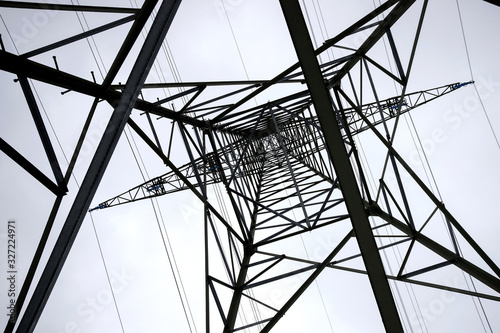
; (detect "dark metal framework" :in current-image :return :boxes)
[0,0,499,332]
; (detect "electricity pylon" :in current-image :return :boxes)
[0,0,499,332]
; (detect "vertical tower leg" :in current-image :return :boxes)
[15,1,182,331]
[278,1,404,331]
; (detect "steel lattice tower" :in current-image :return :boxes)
[1,0,499,332]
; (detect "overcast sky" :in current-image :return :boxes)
[1,0,500,332]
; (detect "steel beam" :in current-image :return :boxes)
[339,87,500,279]
[222,163,262,333]
[278,0,404,331]
[18,76,67,192]
[223,253,252,333]
[368,203,500,293]
[484,0,500,6]
[0,50,108,97]
[210,0,402,124]
[4,97,103,332]
[0,1,139,13]
[326,0,416,89]
[0,138,63,195]
[22,15,137,58]
[0,51,208,128]
[113,79,304,89]
[261,230,354,332]
[126,118,245,244]
[16,0,182,331]
[4,195,64,332]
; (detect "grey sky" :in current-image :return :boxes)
[1,0,499,332]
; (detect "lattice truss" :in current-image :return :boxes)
[0,0,498,332]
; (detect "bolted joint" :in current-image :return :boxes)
[244,243,257,257]
[365,200,382,216]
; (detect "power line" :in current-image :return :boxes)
[367,2,426,331]
[0,13,128,332]
[453,1,495,331]
[125,125,198,333]
[220,0,259,108]
[456,0,500,151]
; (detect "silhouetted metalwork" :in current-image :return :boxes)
[1,0,498,332]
